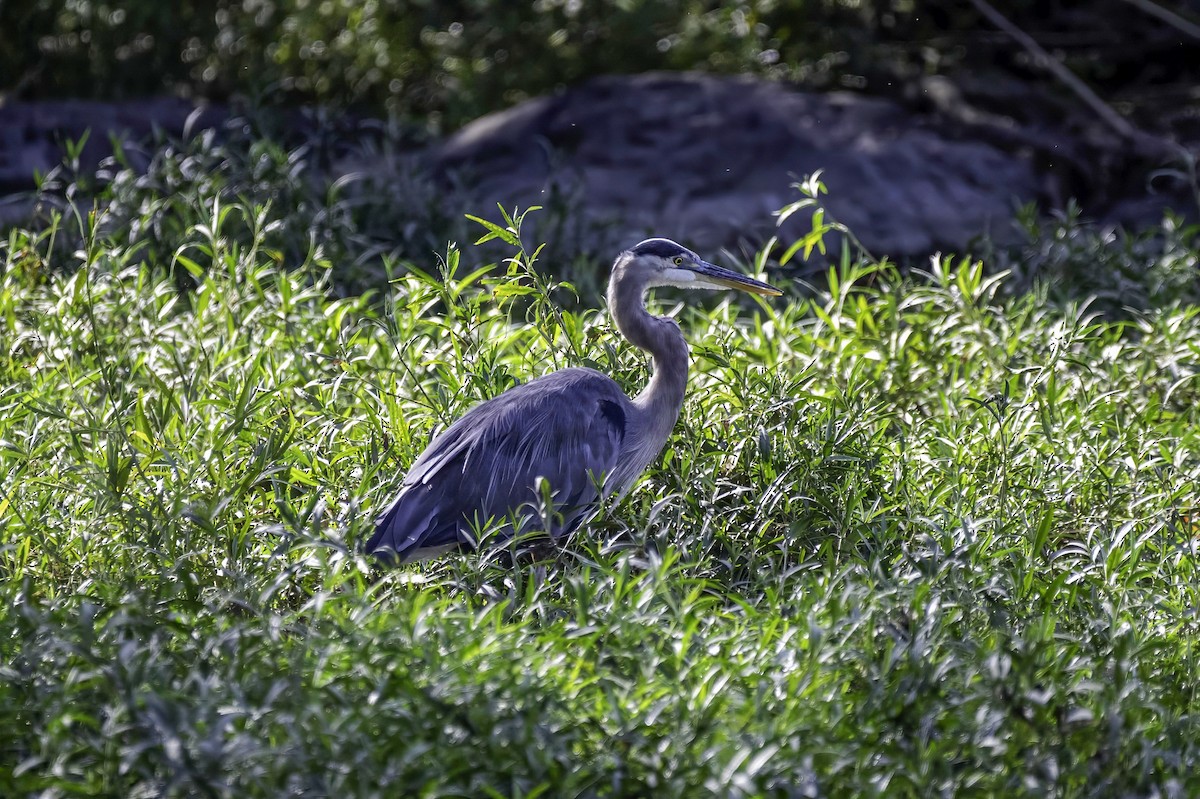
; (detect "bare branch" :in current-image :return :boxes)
[964,0,1138,141]
[1117,0,1200,41]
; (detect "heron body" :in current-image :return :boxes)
[367,238,780,564]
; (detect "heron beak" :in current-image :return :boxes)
[691,260,782,296]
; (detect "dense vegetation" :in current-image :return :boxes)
[3,2,1198,794]
[5,0,1196,130]
[2,127,1200,795]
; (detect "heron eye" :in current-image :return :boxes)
[673,256,684,265]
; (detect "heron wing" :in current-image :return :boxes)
[367,368,629,562]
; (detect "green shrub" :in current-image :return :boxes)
[1002,202,1200,315]
[2,134,1200,793]
[0,0,1022,128]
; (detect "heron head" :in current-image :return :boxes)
[620,238,781,297]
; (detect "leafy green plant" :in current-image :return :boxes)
[1,0,1021,127]
[19,120,490,291]
[3,142,1200,796]
[1001,201,1200,314]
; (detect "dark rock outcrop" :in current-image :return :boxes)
[0,73,1191,262]
[433,72,1041,258]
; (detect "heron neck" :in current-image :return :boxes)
[608,271,689,432]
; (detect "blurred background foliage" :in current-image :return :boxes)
[4,0,1197,131]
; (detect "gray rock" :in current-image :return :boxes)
[2,74,1186,264]
[433,72,1042,259]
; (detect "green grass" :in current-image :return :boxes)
[2,140,1200,797]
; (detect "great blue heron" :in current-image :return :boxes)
[367,238,781,563]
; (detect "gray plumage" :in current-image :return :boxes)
[367,238,780,564]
